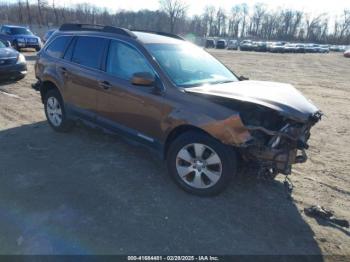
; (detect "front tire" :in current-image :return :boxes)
[167,131,237,196]
[44,89,73,132]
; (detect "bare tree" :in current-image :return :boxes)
[26,0,32,26]
[339,9,350,40]
[203,6,216,36]
[52,0,59,25]
[18,0,24,24]
[0,1,349,44]
[251,3,266,36]
[159,0,188,33]
[240,3,249,37]
[305,13,326,41]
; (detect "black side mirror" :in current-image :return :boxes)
[239,75,249,81]
[131,72,155,86]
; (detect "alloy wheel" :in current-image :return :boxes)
[176,143,223,189]
[46,96,63,127]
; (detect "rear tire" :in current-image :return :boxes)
[44,89,74,132]
[167,131,237,196]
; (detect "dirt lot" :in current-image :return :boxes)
[0,50,349,255]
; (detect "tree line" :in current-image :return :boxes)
[0,0,349,44]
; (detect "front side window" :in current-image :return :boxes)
[72,36,108,70]
[106,40,154,80]
[46,36,72,59]
[146,42,238,87]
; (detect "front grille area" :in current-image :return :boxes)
[0,58,17,66]
[26,38,38,43]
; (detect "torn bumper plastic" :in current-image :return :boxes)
[245,146,307,175]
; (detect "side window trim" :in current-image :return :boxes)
[101,39,111,72]
[63,36,77,61]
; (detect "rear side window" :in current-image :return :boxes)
[46,36,73,59]
[72,36,108,70]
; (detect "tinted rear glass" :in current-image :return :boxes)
[46,36,73,59]
[72,36,108,70]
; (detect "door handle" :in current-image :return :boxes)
[99,80,111,90]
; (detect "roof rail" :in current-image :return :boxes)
[59,23,137,38]
[133,30,185,40]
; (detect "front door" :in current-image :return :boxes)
[96,40,167,148]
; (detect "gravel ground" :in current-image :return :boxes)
[0,50,349,255]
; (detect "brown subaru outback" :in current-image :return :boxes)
[34,24,321,196]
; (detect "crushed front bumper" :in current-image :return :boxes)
[244,146,307,175]
[242,111,322,175]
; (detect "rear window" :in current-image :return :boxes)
[46,36,73,59]
[72,36,108,70]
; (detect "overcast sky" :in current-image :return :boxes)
[55,0,348,17]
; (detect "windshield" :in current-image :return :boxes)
[0,41,6,48]
[146,43,238,87]
[9,27,33,35]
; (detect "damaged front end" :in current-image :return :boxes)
[186,80,322,177]
[240,107,322,176]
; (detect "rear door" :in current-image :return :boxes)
[62,36,109,121]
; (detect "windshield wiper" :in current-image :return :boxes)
[210,80,234,85]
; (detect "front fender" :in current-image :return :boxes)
[162,108,252,147]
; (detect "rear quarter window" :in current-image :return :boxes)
[71,36,109,70]
[46,36,73,59]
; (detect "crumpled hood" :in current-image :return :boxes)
[186,80,319,122]
[0,47,18,59]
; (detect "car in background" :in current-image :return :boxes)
[329,45,347,52]
[330,45,339,52]
[295,44,306,53]
[42,29,57,43]
[269,42,286,53]
[319,45,330,53]
[0,39,27,81]
[344,49,350,58]
[239,40,254,51]
[227,40,238,50]
[284,43,299,53]
[215,39,227,49]
[205,39,215,48]
[0,25,41,51]
[253,41,268,52]
[338,45,347,52]
[304,44,319,53]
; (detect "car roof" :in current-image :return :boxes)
[55,24,186,45]
[2,25,27,29]
[54,30,185,45]
[133,31,184,44]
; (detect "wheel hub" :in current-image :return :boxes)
[194,160,205,171]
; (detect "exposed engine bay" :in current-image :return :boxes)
[203,95,322,176]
